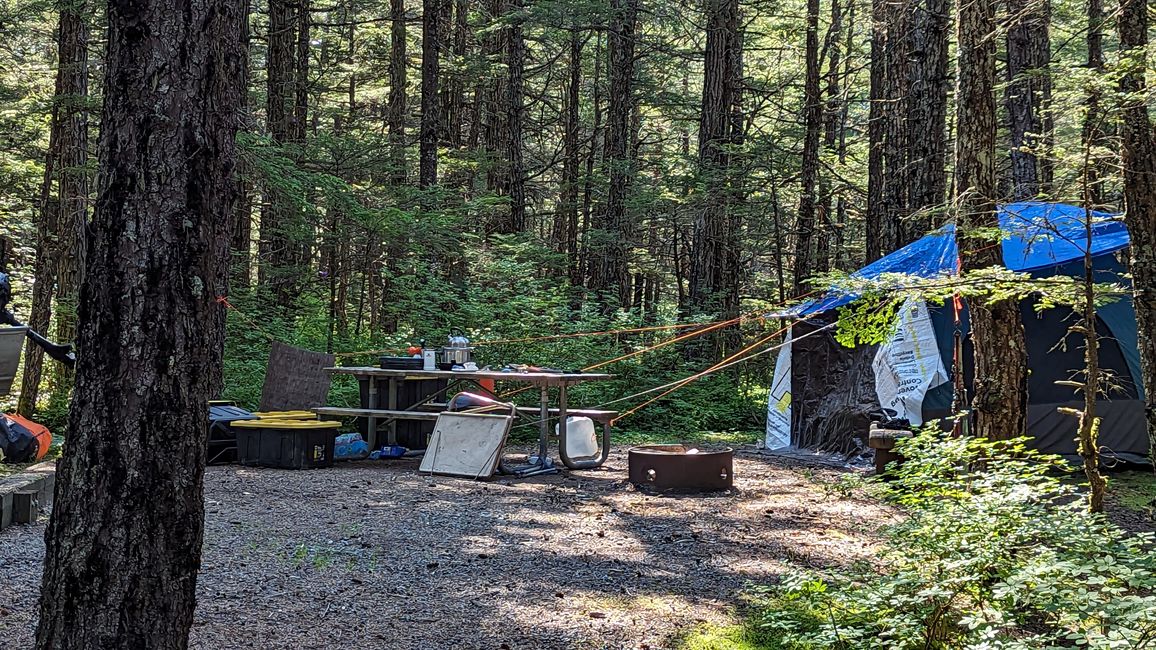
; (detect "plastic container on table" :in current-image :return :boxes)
[232,419,341,469]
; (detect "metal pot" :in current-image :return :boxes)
[440,346,473,365]
[441,331,473,365]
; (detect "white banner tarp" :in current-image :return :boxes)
[764,328,792,449]
[872,299,948,425]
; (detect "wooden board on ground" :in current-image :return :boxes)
[0,327,27,396]
[419,412,513,479]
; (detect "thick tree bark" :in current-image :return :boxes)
[19,2,90,416]
[905,0,949,230]
[388,0,407,184]
[420,0,441,187]
[1117,0,1156,467]
[1005,0,1052,200]
[955,0,1028,440]
[688,0,741,317]
[587,0,638,308]
[34,0,244,647]
[793,0,821,297]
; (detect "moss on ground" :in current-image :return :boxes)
[674,623,779,650]
[1109,470,1156,514]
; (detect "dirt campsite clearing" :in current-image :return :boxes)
[0,447,893,650]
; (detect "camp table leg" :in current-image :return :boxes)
[366,375,378,450]
[497,383,558,477]
[387,377,399,446]
[557,385,610,469]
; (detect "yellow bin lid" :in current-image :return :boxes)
[251,410,317,420]
[233,419,341,430]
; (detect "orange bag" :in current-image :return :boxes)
[2,413,52,462]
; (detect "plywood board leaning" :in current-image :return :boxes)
[419,412,513,479]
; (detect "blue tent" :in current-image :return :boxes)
[776,202,1148,462]
[791,202,1130,316]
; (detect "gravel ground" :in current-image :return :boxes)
[0,447,891,650]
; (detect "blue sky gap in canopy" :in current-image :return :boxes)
[787,202,1129,317]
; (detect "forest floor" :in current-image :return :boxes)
[0,446,894,650]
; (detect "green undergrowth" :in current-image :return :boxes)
[675,622,781,650]
[1110,470,1156,514]
[709,434,1156,650]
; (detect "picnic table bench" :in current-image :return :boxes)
[318,367,615,475]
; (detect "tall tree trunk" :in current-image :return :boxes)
[556,29,584,286]
[34,1,244,647]
[1081,0,1107,206]
[1117,0,1156,467]
[18,2,90,417]
[587,0,638,308]
[388,0,407,184]
[420,0,441,187]
[231,0,253,290]
[865,0,886,263]
[505,0,526,232]
[880,0,908,248]
[955,0,1028,440]
[688,0,740,316]
[1005,0,1052,200]
[293,0,310,141]
[817,0,843,276]
[579,30,604,296]
[442,0,469,148]
[793,0,821,297]
[905,0,949,231]
[260,0,299,305]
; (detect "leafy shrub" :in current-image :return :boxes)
[754,433,1156,649]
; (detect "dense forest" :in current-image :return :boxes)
[0,0,1153,434]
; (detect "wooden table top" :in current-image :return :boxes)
[325,366,613,386]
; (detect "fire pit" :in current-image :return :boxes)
[627,445,734,492]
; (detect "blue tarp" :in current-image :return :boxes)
[787,202,1127,317]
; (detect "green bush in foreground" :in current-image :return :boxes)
[750,434,1156,650]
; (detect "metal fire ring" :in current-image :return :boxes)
[627,445,734,492]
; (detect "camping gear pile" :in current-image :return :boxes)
[768,202,1150,463]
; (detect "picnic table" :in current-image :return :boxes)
[315,367,615,475]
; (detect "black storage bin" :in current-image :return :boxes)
[357,377,448,449]
[207,404,258,465]
[232,420,340,469]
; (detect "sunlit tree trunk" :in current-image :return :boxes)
[19,2,90,417]
[955,0,1028,440]
[1117,0,1156,468]
[588,0,638,308]
[689,0,741,316]
[1005,0,1052,199]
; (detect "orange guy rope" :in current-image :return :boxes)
[610,323,793,425]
